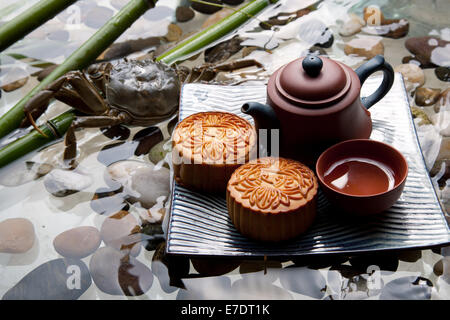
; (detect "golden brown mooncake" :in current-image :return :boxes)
[226,157,318,242]
[172,112,257,193]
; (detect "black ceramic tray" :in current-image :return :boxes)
[166,75,450,257]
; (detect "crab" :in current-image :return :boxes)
[22,59,181,165]
[22,58,263,166]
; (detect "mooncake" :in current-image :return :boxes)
[226,157,318,242]
[172,112,256,193]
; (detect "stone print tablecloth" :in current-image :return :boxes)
[0,0,449,300]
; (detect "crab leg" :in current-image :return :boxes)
[22,71,109,135]
[87,62,113,94]
[213,59,264,71]
[21,76,67,136]
[183,59,265,83]
[62,72,108,115]
[186,67,216,83]
[54,87,98,115]
[63,112,130,166]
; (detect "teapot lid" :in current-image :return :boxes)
[276,55,351,108]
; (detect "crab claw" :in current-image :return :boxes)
[26,111,48,138]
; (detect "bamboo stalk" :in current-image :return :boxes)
[157,0,278,65]
[0,111,74,168]
[0,0,155,140]
[0,0,78,52]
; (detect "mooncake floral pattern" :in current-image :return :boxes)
[229,157,317,210]
[173,112,255,163]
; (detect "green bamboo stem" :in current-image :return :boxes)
[157,0,278,65]
[0,0,78,52]
[0,111,74,168]
[0,0,154,140]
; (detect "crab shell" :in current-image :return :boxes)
[105,60,181,126]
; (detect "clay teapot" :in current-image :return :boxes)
[241,54,395,163]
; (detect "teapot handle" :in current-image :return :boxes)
[355,55,395,110]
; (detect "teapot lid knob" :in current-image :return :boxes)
[275,55,352,108]
[302,55,323,77]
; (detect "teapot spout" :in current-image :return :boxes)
[241,102,279,132]
[241,102,280,157]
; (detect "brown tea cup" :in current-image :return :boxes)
[315,139,408,216]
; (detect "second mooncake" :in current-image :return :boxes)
[227,157,318,242]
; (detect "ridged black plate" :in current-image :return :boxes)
[167,75,450,257]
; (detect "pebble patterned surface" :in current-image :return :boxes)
[0,0,449,300]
